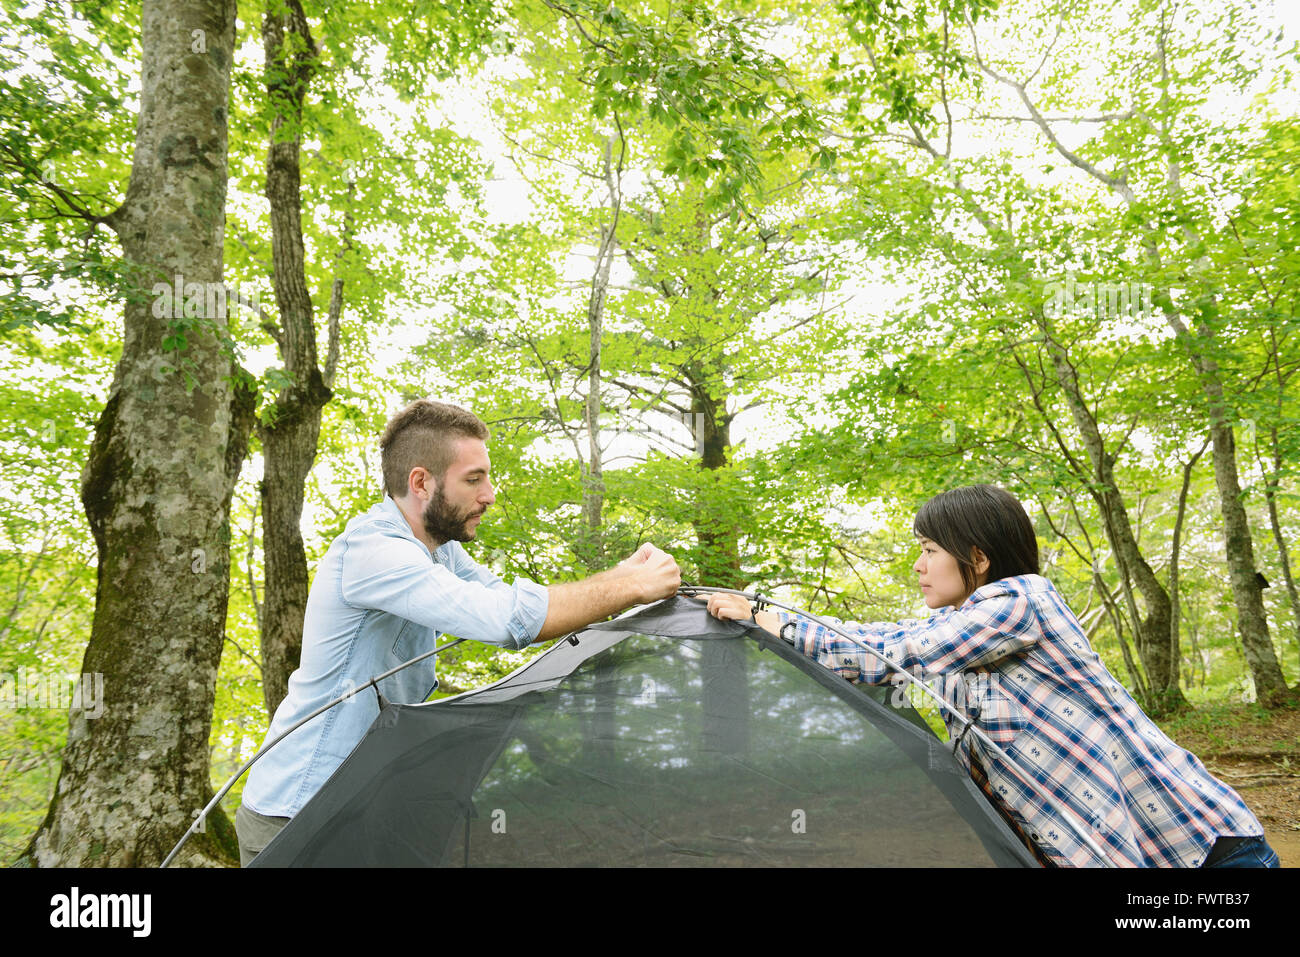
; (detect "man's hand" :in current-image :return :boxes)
[534,543,681,642]
[618,543,654,566]
[615,543,680,603]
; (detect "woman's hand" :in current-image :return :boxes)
[706,593,753,621]
[706,593,781,635]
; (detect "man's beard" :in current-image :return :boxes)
[421,486,484,544]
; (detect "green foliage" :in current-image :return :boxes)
[0,1,136,333]
[3,0,1299,860]
[0,320,110,858]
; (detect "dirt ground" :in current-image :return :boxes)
[1160,702,1300,867]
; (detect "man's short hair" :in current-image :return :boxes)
[379,400,489,498]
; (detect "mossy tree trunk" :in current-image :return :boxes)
[256,0,338,717]
[21,0,251,867]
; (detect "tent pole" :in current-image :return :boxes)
[159,637,466,868]
[679,585,1115,867]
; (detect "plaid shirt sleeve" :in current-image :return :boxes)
[776,589,1038,686]
[777,578,1269,868]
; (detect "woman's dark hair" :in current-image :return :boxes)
[912,485,1040,595]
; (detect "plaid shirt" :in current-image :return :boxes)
[776,573,1264,867]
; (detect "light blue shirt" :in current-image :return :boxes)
[241,494,550,817]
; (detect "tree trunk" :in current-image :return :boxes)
[687,373,748,755]
[1200,390,1288,706]
[961,20,1290,707]
[1169,439,1208,693]
[1260,428,1300,658]
[1043,332,1186,714]
[1144,22,1290,706]
[1186,604,1207,689]
[687,372,743,589]
[1126,227,1289,705]
[257,0,334,716]
[578,300,605,572]
[20,0,251,867]
[918,129,1182,712]
[1140,22,1286,706]
[683,185,749,747]
[576,132,621,573]
[1094,570,1151,709]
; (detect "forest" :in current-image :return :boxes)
[0,0,1297,867]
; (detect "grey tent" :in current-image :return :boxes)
[249,595,1038,867]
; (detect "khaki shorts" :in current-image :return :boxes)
[235,803,291,867]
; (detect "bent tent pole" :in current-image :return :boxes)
[159,637,467,869]
[679,585,1115,867]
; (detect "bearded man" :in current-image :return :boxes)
[235,399,681,865]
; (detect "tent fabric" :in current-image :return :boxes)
[250,595,1039,867]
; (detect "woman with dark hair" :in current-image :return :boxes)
[708,484,1278,868]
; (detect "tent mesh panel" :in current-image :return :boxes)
[252,598,1036,867]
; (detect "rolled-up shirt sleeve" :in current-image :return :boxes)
[774,590,1036,685]
[338,523,550,650]
[441,540,550,648]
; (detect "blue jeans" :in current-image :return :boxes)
[1202,835,1281,868]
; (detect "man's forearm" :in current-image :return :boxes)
[534,568,646,642]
